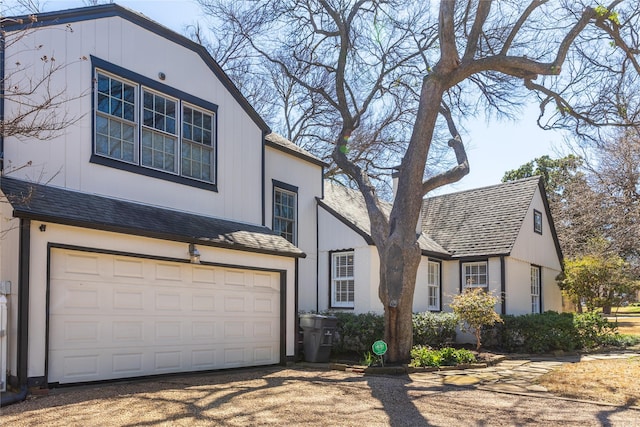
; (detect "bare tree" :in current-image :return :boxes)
[198,0,640,362]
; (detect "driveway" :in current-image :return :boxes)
[1,362,639,426]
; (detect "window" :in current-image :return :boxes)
[427,261,440,311]
[463,261,488,289]
[331,251,354,308]
[273,185,297,244]
[93,62,217,189]
[531,266,541,314]
[533,209,543,234]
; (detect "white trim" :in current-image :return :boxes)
[331,251,354,308]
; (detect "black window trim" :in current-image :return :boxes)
[272,179,298,245]
[90,56,219,192]
[328,248,355,310]
[531,264,543,314]
[533,209,543,235]
[459,258,489,293]
[427,258,443,312]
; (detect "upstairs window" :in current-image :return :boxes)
[273,185,297,244]
[534,209,543,234]
[93,62,217,189]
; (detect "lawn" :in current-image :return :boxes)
[538,307,640,406]
[605,306,640,335]
[538,357,640,406]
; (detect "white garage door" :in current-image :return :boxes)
[48,248,281,384]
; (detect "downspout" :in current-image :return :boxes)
[500,255,506,315]
[1,32,6,171]
[315,199,319,313]
[2,219,31,405]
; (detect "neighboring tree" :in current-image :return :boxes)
[587,129,640,272]
[558,253,640,314]
[197,1,640,363]
[502,154,583,205]
[450,288,502,351]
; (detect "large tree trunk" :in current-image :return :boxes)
[378,239,422,364]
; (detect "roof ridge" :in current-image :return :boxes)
[426,175,541,201]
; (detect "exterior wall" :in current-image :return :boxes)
[510,187,562,271]
[3,16,263,224]
[317,207,374,313]
[509,186,563,313]
[264,147,323,316]
[0,200,20,377]
[21,221,296,381]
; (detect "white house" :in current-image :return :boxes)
[316,177,564,316]
[0,4,322,391]
[0,3,564,396]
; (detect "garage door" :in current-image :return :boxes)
[48,248,281,384]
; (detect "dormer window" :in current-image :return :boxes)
[533,209,543,234]
[92,58,217,190]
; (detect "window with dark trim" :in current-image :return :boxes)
[92,58,217,190]
[533,209,543,234]
[331,251,354,308]
[273,185,297,244]
[427,260,440,311]
[531,265,541,314]
[462,261,488,289]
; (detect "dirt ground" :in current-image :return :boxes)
[1,367,639,426]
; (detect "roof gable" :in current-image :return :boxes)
[4,3,270,135]
[421,176,541,257]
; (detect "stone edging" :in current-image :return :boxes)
[328,354,507,375]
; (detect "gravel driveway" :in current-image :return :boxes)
[1,367,638,426]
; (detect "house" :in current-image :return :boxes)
[315,176,564,316]
[0,3,563,395]
[0,4,323,391]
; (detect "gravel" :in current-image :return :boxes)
[1,367,638,426]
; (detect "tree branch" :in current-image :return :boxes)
[462,0,493,63]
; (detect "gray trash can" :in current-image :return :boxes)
[299,314,338,362]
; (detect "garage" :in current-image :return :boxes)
[48,247,282,384]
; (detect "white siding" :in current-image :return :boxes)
[3,17,263,224]
[0,200,20,377]
[265,147,323,315]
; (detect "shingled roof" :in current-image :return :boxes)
[265,133,326,167]
[421,176,542,258]
[320,177,546,260]
[319,182,450,257]
[1,177,305,258]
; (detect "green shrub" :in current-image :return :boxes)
[410,346,476,367]
[325,312,385,354]
[482,311,620,353]
[599,333,640,347]
[323,311,458,355]
[412,311,458,348]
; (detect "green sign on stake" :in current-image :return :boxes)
[372,340,387,356]
[372,340,387,367]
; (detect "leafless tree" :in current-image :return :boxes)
[198,0,640,362]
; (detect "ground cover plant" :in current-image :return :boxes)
[538,357,640,406]
[409,346,476,368]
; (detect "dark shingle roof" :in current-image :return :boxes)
[265,133,326,167]
[319,182,450,257]
[421,176,541,257]
[1,177,304,258]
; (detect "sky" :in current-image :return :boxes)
[2,0,569,195]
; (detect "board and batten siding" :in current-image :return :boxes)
[264,146,323,314]
[3,16,263,225]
